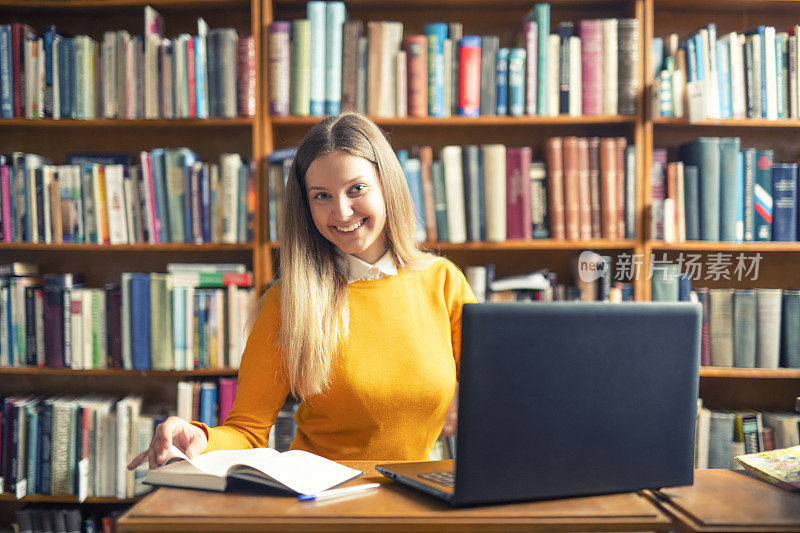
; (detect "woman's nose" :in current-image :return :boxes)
[333,196,354,219]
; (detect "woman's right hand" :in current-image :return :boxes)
[127,416,208,470]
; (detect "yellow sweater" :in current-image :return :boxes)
[195,258,476,461]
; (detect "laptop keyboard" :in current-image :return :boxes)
[418,471,455,487]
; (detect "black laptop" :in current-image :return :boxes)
[376,302,702,506]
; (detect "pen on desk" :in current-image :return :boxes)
[298,482,380,502]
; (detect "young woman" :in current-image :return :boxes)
[129,113,475,468]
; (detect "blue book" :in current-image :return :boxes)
[683,165,700,241]
[651,37,664,79]
[201,164,210,243]
[57,37,74,119]
[149,149,171,243]
[182,150,198,243]
[507,48,526,117]
[424,23,448,117]
[715,38,732,119]
[678,273,692,302]
[25,400,39,496]
[754,149,773,241]
[693,33,704,82]
[199,382,218,426]
[496,48,509,115]
[194,33,208,119]
[680,138,720,241]
[172,285,186,370]
[130,273,151,370]
[771,163,797,241]
[325,1,346,115]
[718,137,740,242]
[776,33,786,119]
[307,1,327,116]
[43,26,59,118]
[37,399,52,494]
[533,3,549,115]
[685,38,698,82]
[736,150,744,242]
[0,25,12,118]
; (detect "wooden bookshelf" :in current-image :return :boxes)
[0,368,239,377]
[653,117,800,128]
[0,243,255,252]
[647,241,800,252]
[271,115,638,126]
[0,118,254,127]
[0,0,249,9]
[0,493,138,504]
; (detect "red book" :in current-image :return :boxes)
[506,147,532,240]
[615,137,628,238]
[403,35,428,117]
[545,137,566,240]
[457,36,481,117]
[186,38,196,118]
[238,36,256,117]
[419,146,437,241]
[580,20,603,115]
[11,24,34,118]
[577,138,592,240]
[218,377,239,423]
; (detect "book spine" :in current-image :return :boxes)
[457,36,481,117]
[522,23,537,116]
[307,1,326,116]
[600,138,619,239]
[267,22,290,116]
[341,21,364,113]
[601,19,618,115]
[754,149,774,241]
[556,22,573,115]
[782,290,800,368]
[733,289,757,368]
[756,288,782,368]
[771,163,797,241]
[580,20,603,115]
[325,2,346,115]
[495,48,509,115]
[404,35,428,117]
[545,137,566,240]
[424,23,448,118]
[618,19,640,115]
[718,137,740,242]
[507,48,526,117]
[290,20,311,116]
[562,137,580,240]
[534,3,549,115]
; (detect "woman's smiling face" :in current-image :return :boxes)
[305,150,388,264]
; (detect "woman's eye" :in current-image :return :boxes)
[351,184,366,193]
[313,192,330,200]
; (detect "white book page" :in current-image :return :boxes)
[164,445,280,478]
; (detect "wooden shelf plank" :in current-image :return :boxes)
[654,0,800,11]
[0,493,138,503]
[0,118,253,127]
[647,241,800,252]
[276,0,626,6]
[0,243,254,252]
[268,239,638,250]
[653,117,800,128]
[0,368,238,377]
[700,368,800,379]
[270,115,637,127]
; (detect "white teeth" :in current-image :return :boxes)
[335,219,364,232]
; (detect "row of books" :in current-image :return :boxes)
[268,138,636,244]
[1,394,154,500]
[696,400,800,469]
[0,8,256,120]
[267,2,639,118]
[0,263,256,370]
[652,24,800,120]
[652,268,800,369]
[14,508,103,533]
[0,150,255,245]
[464,259,635,304]
[176,379,238,429]
[651,139,798,243]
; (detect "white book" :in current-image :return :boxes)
[227,284,241,367]
[663,198,675,243]
[794,28,800,119]
[440,146,466,243]
[145,444,362,495]
[396,50,407,117]
[52,35,60,119]
[481,144,506,242]
[214,289,225,367]
[601,19,618,115]
[790,34,798,119]
[729,33,746,119]
[144,6,164,119]
[219,154,242,244]
[699,29,713,119]
[42,165,55,244]
[196,19,209,119]
[756,288,782,368]
[120,273,132,370]
[104,164,129,244]
[115,395,142,499]
[707,25,720,119]
[172,285,185,371]
[676,163,686,242]
[174,35,189,118]
[176,380,194,420]
[102,31,117,118]
[695,402,711,469]
[122,174,137,243]
[764,26,778,120]
[70,289,84,370]
[82,289,93,369]
[133,416,155,496]
[93,288,107,369]
[568,36,582,116]
[547,34,559,116]
[125,33,137,119]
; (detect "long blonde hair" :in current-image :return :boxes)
[279,113,433,399]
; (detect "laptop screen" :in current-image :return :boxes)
[454,302,701,506]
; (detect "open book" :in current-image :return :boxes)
[735,445,800,492]
[145,445,363,495]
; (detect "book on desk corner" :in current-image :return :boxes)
[144,445,362,495]
[735,445,800,491]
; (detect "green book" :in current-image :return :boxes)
[149,274,173,370]
[290,19,311,116]
[431,160,448,242]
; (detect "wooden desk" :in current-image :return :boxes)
[117,461,671,532]
[651,469,800,532]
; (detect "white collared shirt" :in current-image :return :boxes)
[337,250,398,283]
